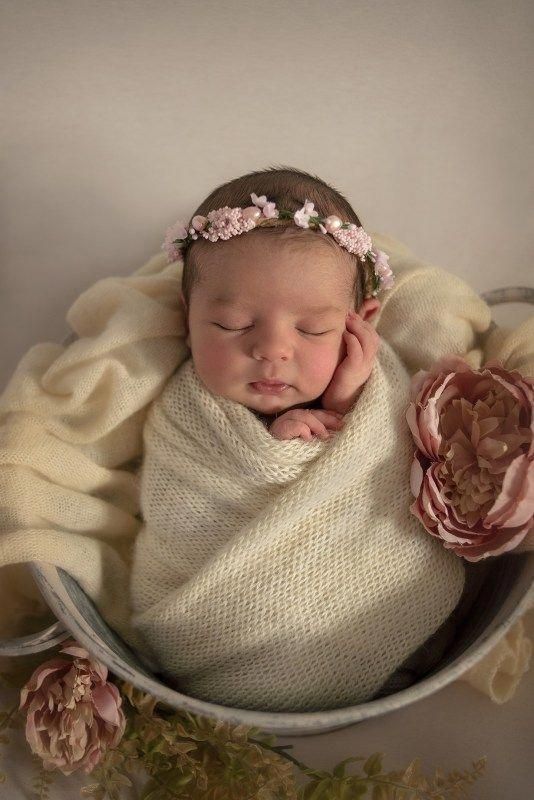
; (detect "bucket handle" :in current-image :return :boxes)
[0,621,70,657]
[0,284,532,657]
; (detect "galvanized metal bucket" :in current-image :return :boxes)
[1,287,533,736]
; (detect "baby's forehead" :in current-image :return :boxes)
[197,236,354,291]
[206,291,345,313]
[200,228,351,265]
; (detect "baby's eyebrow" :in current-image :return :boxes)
[209,297,343,314]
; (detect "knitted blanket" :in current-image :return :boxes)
[1,232,532,705]
[130,346,465,711]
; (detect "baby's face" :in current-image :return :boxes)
[183,233,356,416]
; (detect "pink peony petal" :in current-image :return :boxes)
[409,368,430,402]
[459,528,530,561]
[91,684,124,727]
[409,453,424,497]
[406,405,430,456]
[20,660,69,706]
[436,519,474,545]
[485,455,534,528]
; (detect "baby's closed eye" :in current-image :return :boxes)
[213,323,335,336]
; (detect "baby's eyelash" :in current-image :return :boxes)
[213,323,329,336]
[214,324,252,332]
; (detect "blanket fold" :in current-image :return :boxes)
[0,232,531,709]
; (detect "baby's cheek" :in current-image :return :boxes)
[306,341,342,385]
[192,340,236,390]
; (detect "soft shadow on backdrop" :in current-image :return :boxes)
[1,2,533,799]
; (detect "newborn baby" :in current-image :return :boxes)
[130,167,465,712]
[180,225,381,439]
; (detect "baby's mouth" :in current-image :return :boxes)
[249,381,291,395]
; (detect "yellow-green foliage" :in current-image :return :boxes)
[0,665,486,800]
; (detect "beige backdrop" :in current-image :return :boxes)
[1,2,533,798]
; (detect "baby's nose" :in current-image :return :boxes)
[251,337,291,362]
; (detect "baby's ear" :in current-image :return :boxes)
[359,297,381,322]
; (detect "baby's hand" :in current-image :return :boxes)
[269,409,345,442]
[321,311,380,416]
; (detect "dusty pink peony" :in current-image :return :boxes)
[406,356,534,561]
[19,640,126,775]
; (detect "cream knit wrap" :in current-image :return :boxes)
[1,232,532,706]
[131,347,465,711]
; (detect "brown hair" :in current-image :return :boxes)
[182,165,369,308]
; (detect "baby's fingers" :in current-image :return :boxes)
[343,329,364,361]
[271,420,313,441]
[308,409,345,431]
[346,315,380,355]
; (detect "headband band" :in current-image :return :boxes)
[162,193,394,298]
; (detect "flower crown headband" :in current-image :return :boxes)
[162,193,394,298]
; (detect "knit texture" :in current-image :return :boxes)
[2,231,530,707]
[130,345,465,711]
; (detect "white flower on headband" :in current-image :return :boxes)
[251,193,279,219]
[250,193,267,207]
[294,199,317,229]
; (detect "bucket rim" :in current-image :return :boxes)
[28,558,534,736]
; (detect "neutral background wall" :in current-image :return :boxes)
[2,0,533,389]
[1,2,533,798]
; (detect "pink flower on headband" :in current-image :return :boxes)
[251,193,279,219]
[262,201,279,218]
[162,219,188,261]
[191,215,207,231]
[332,225,373,259]
[373,249,395,289]
[200,206,256,242]
[294,199,317,228]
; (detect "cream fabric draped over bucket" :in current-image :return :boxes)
[0,232,532,703]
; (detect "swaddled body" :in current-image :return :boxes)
[130,167,468,711]
[130,339,464,711]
